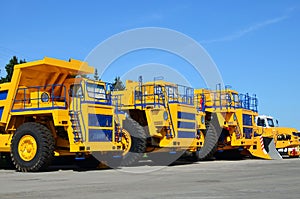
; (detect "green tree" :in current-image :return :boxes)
[112,76,125,91]
[0,56,26,83]
[94,69,99,80]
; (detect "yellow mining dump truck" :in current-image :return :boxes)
[112,78,205,165]
[195,86,281,160]
[0,57,124,171]
[256,115,300,157]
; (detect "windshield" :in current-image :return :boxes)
[267,118,275,127]
[86,83,106,99]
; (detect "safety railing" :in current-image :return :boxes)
[196,90,258,112]
[12,84,67,111]
[239,93,258,112]
[134,84,164,108]
[165,85,194,105]
[111,94,124,113]
[197,90,240,110]
[134,83,194,108]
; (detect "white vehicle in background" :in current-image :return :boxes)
[256,115,300,158]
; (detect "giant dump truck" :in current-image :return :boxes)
[256,115,300,157]
[113,78,205,165]
[0,57,125,171]
[194,86,281,160]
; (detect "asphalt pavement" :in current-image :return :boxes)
[0,159,300,199]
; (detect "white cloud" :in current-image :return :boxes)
[201,15,289,44]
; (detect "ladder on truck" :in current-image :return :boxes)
[69,93,86,142]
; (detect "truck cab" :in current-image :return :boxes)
[256,115,300,157]
[256,115,278,128]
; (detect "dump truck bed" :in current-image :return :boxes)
[0,57,94,125]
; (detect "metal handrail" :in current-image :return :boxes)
[12,84,67,111]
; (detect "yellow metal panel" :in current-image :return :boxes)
[0,134,12,152]
[52,110,70,126]
[159,137,197,149]
[247,136,272,159]
[85,142,122,152]
[275,127,300,148]
[1,68,22,124]
[145,108,167,138]
[15,57,94,75]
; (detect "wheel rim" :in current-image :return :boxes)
[121,129,132,155]
[18,135,37,161]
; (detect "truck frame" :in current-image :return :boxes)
[195,86,281,160]
[0,57,124,171]
[113,78,205,165]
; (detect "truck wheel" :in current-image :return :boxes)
[197,122,218,160]
[11,122,55,172]
[120,117,147,166]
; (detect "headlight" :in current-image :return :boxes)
[41,92,50,102]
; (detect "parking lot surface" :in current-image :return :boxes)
[0,159,300,199]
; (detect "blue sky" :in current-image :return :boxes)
[1,1,300,128]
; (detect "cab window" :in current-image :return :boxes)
[257,118,266,127]
[86,83,106,99]
[267,118,275,127]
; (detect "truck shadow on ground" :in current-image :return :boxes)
[0,155,273,172]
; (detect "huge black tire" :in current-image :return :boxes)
[11,122,55,172]
[197,123,218,160]
[197,114,221,160]
[120,117,147,166]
